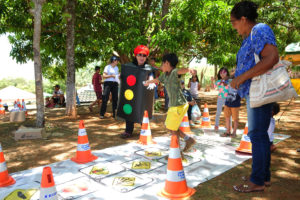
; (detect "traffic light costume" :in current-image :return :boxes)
[117,63,154,123]
[117,45,155,138]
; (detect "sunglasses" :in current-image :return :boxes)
[137,54,147,57]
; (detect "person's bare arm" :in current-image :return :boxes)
[177,68,196,75]
[231,44,279,89]
[188,79,191,88]
[210,77,215,89]
[144,79,160,86]
[99,75,102,84]
[188,100,196,106]
[102,72,115,79]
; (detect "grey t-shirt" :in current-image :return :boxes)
[158,68,187,107]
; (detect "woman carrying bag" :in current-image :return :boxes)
[229,1,279,193]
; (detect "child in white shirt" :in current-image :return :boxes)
[268,103,280,152]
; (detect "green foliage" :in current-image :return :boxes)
[0,0,299,81]
[0,78,35,92]
[154,100,162,112]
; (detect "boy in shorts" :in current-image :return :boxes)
[144,53,196,152]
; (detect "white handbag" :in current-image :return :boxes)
[249,53,298,108]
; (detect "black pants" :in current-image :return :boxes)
[188,104,192,120]
[125,120,134,134]
[100,81,118,116]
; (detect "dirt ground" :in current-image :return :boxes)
[0,91,299,200]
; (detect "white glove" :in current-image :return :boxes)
[147,83,156,90]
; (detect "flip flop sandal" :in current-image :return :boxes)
[231,134,237,138]
[221,132,230,137]
[241,176,271,187]
[233,182,265,193]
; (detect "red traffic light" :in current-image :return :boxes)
[126,75,136,86]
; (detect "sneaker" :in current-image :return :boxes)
[120,132,132,139]
[99,115,104,119]
[190,122,196,127]
[183,137,196,152]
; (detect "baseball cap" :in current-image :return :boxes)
[110,55,120,62]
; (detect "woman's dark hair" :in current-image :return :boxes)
[132,57,148,66]
[231,1,258,22]
[162,53,178,68]
[190,75,199,82]
[272,102,280,116]
[217,67,229,80]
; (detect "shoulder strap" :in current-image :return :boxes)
[250,28,260,64]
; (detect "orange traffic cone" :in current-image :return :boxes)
[0,143,16,187]
[0,99,5,115]
[13,101,18,110]
[71,120,98,164]
[236,122,252,154]
[17,99,21,110]
[179,112,192,134]
[158,135,195,199]
[201,103,211,128]
[22,99,28,116]
[137,110,156,145]
[39,166,58,200]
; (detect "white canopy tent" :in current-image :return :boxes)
[0,86,36,103]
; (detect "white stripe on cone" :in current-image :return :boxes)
[140,129,151,136]
[78,129,87,136]
[40,186,58,200]
[242,134,251,142]
[143,117,149,124]
[77,143,90,151]
[202,117,210,121]
[166,169,186,182]
[0,161,7,173]
[180,122,190,127]
[169,148,181,159]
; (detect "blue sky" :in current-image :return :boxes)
[0,35,34,80]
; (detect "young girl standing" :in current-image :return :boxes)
[188,74,201,100]
[211,67,230,131]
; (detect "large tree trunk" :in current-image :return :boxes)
[214,65,218,79]
[161,0,171,30]
[65,0,76,118]
[32,0,46,128]
[161,0,171,55]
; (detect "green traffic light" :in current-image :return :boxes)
[123,104,132,114]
